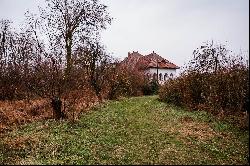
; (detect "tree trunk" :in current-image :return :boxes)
[51,97,64,120]
[65,32,73,77]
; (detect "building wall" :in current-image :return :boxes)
[145,68,177,84]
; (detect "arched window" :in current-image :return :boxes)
[164,73,168,81]
[159,73,162,81]
[170,73,173,78]
[153,73,157,80]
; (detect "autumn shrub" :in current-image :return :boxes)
[142,79,160,95]
[203,66,249,114]
[159,41,249,128]
[160,68,248,111]
[106,66,145,99]
[159,78,182,105]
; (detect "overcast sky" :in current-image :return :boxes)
[0,0,249,69]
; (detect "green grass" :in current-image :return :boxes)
[0,96,249,165]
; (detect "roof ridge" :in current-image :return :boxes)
[121,51,180,70]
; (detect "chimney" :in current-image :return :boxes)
[128,52,131,58]
[153,51,155,53]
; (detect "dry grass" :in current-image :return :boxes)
[0,88,99,133]
[4,134,40,150]
[178,117,218,141]
[0,99,52,133]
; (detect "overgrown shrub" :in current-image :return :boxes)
[159,41,249,128]
[142,79,160,95]
[106,66,145,99]
[159,78,182,105]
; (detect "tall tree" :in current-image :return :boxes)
[38,0,112,76]
[23,0,112,119]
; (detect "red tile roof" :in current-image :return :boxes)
[121,51,180,70]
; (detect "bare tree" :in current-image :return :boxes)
[22,0,112,119]
[74,39,114,100]
[0,19,43,100]
[37,0,112,77]
[189,40,229,74]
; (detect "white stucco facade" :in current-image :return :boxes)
[145,68,177,84]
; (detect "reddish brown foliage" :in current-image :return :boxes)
[159,41,249,129]
[105,65,146,100]
[0,86,99,132]
[0,99,51,132]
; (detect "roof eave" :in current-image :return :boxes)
[147,66,180,69]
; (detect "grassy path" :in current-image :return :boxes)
[0,96,249,165]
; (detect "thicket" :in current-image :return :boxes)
[142,79,159,95]
[0,0,152,125]
[106,65,158,100]
[159,41,249,128]
[0,0,114,120]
